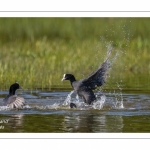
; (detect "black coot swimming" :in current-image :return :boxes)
[62,54,111,107]
[1,82,25,109]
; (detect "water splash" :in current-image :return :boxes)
[75,94,80,102]
[62,90,107,110]
[112,83,124,109]
[104,43,125,109]
[47,103,60,109]
[0,106,11,111]
[92,95,106,110]
[117,82,124,109]
[23,105,31,109]
[36,103,61,110]
[62,90,75,106]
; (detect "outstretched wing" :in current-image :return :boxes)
[3,95,25,109]
[82,59,111,90]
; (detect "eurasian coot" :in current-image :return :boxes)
[2,82,25,109]
[62,57,110,106]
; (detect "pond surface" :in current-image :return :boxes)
[0,89,150,133]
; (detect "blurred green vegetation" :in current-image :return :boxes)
[0,18,150,90]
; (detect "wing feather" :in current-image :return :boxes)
[4,95,25,109]
[82,59,111,90]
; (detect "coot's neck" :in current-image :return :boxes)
[9,88,16,96]
[69,76,76,84]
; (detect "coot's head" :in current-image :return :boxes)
[9,82,22,95]
[61,74,76,81]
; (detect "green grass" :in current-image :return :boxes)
[0,18,150,90]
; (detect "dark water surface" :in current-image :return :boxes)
[0,89,150,133]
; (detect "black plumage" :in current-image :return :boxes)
[70,102,77,108]
[2,82,25,109]
[62,58,110,105]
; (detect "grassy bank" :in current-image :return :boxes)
[0,18,150,90]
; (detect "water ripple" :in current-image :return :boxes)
[0,90,150,116]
